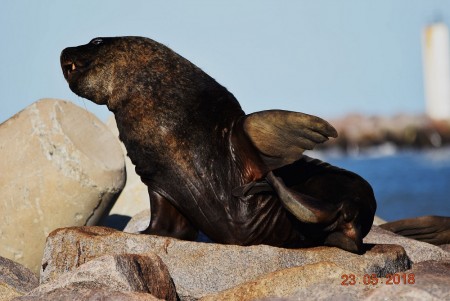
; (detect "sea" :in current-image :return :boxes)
[309,146,450,222]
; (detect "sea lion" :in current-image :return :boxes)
[380,215,450,246]
[60,36,376,253]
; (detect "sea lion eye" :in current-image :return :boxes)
[91,38,103,45]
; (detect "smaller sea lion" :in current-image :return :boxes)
[60,36,377,254]
[380,216,450,245]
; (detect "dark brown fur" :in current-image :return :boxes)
[61,37,377,253]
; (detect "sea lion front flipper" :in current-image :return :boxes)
[241,110,337,170]
[380,216,450,246]
[143,190,198,241]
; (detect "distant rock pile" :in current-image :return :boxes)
[320,114,450,153]
[0,100,449,300]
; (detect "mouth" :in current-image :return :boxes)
[61,55,91,82]
[62,61,78,79]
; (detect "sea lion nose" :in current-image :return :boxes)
[60,48,71,63]
[60,47,79,67]
[60,50,72,78]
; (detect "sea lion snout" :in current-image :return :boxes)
[60,50,92,82]
[60,38,123,105]
[60,38,107,82]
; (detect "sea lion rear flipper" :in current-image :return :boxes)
[241,110,337,170]
[380,216,450,245]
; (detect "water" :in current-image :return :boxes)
[311,148,450,222]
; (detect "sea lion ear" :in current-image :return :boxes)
[242,110,338,170]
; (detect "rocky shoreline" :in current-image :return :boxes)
[1,99,449,300]
[319,113,450,154]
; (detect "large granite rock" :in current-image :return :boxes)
[15,287,162,301]
[20,253,176,301]
[210,261,450,301]
[41,226,410,300]
[364,226,450,263]
[0,99,126,273]
[200,262,367,301]
[105,116,150,219]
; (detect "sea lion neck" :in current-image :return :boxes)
[110,82,247,178]
[110,83,245,132]
[111,89,251,228]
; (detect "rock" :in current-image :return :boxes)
[123,210,212,243]
[364,226,450,263]
[23,253,176,301]
[0,256,38,301]
[15,286,162,301]
[41,226,410,300]
[200,262,372,301]
[105,115,150,219]
[440,244,450,252]
[0,283,22,301]
[364,260,450,301]
[288,282,370,301]
[124,210,150,233]
[0,99,126,273]
[322,113,450,151]
[372,216,386,226]
[231,261,450,301]
[0,256,38,294]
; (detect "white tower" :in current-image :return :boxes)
[422,23,450,120]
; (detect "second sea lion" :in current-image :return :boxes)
[60,36,377,253]
[380,215,450,246]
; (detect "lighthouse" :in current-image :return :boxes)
[422,23,450,120]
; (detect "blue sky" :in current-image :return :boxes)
[1,0,450,123]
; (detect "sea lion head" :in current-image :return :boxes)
[321,194,376,253]
[61,37,132,105]
[60,36,193,109]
